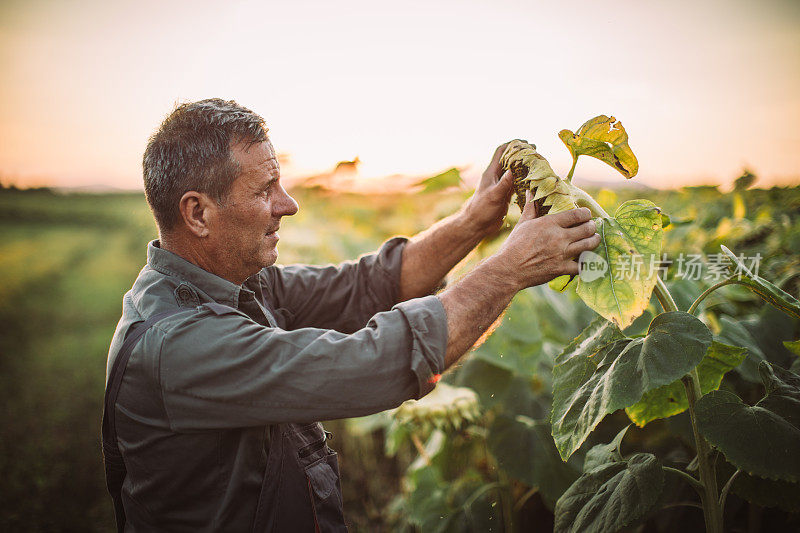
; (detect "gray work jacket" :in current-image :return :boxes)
[106,238,447,531]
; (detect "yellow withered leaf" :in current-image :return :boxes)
[559,115,639,179]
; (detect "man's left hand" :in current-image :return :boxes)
[462,142,516,237]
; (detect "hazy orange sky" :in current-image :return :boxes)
[1,0,798,190]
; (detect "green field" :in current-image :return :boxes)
[0,182,798,531]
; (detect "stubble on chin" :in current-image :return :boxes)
[250,241,278,274]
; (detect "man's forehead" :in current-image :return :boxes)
[233,140,279,173]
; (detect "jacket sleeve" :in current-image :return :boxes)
[151,295,447,431]
[259,237,407,333]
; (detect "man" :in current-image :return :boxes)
[104,98,600,531]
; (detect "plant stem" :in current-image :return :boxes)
[497,470,515,533]
[483,437,514,533]
[719,469,741,510]
[410,432,432,466]
[654,277,679,312]
[682,369,723,533]
[566,158,578,182]
[662,501,705,511]
[514,486,539,511]
[656,280,722,532]
[570,185,611,218]
[663,466,704,496]
[688,279,735,315]
[688,276,800,321]
[463,481,504,510]
[653,290,670,313]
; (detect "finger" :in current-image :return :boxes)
[566,219,597,241]
[552,207,592,228]
[562,259,580,276]
[480,142,512,188]
[565,233,601,258]
[520,190,538,220]
[499,170,516,204]
[491,142,511,165]
[493,169,514,196]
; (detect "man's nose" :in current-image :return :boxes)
[276,185,299,217]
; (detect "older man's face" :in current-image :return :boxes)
[211,140,298,279]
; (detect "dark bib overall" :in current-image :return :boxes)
[101,305,348,532]
[254,423,346,532]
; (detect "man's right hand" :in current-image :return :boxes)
[492,201,601,290]
[437,193,601,370]
[437,198,601,368]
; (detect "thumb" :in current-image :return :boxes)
[520,189,539,220]
[494,169,514,199]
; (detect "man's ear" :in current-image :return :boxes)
[178,191,215,237]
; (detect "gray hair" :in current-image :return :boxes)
[143,98,268,231]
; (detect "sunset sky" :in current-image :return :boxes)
[1,0,798,190]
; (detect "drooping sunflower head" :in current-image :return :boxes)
[500,140,578,216]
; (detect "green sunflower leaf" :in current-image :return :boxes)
[554,453,663,533]
[696,362,800,482]
[625,341,746,426]
[551,312,711,460]
[575,199,664,329]
[488,415,580,509]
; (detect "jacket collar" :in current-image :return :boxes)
[146,240,254,307]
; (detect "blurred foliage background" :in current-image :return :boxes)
[0,175,798,531]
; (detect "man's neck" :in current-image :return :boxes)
[159,233,247,286]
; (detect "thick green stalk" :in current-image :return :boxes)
[655,280,723,532]
[682,370,723,533]
[654,277,679,313]
[570,185,610,218]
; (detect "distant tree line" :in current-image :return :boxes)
[0,181,53,193]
